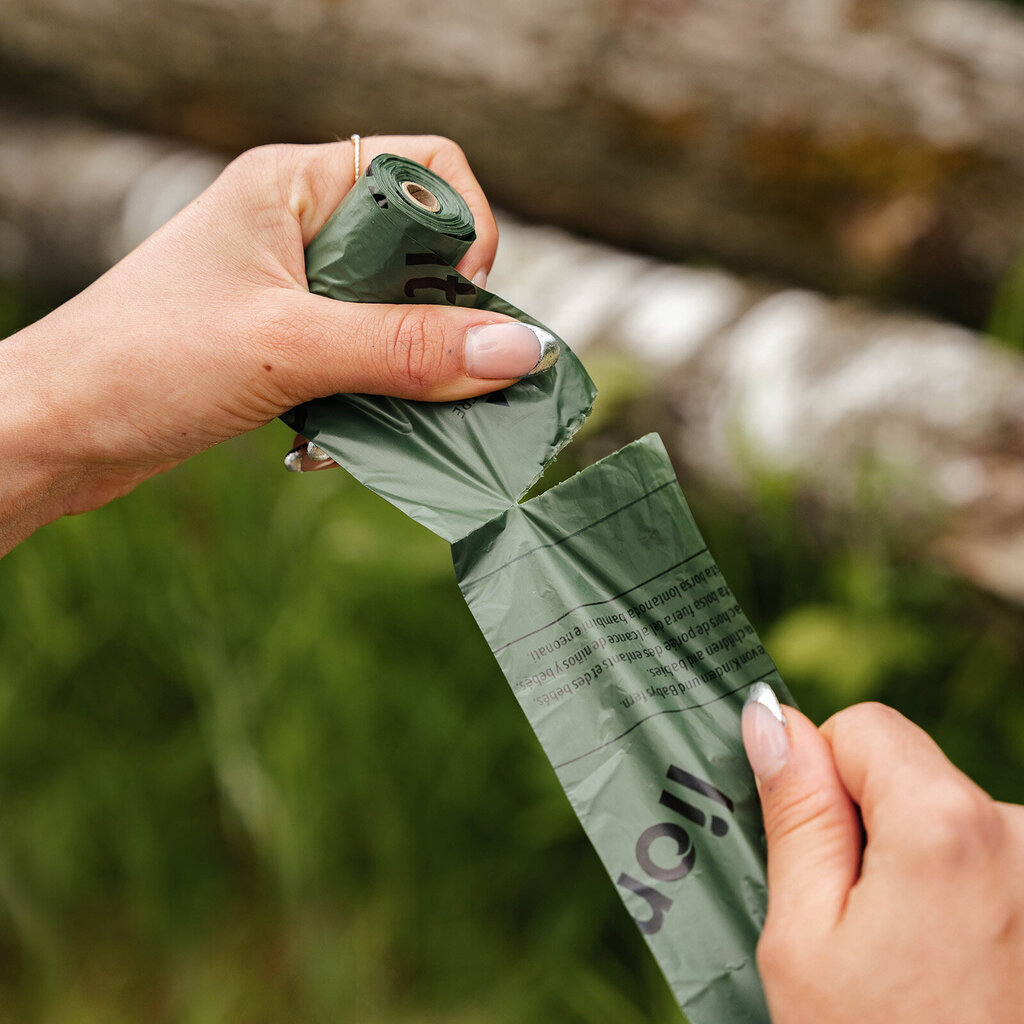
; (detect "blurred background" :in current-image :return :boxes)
[2,0,1024,1021]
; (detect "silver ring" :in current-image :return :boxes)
[306,442,333,463]
[350,133,361,179]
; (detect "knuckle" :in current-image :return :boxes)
[906,783,1001,867]
[220,144,303,206]
[225,144,289,182]
[221,148,257,182]
[823,701,897,742]
[382,306,446,393]
[425,134,464,160]
[441,139,467,165]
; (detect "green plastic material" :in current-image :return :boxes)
[290,155,793,1023]
[456,434,792,1022]
[284,153,596,543]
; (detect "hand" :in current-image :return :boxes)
[0,135,552,553]
[742,688,1024,1024]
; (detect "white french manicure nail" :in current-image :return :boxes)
[742,682,789,781]
[464,322,559,380]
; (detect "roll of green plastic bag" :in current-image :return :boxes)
[282,153,596,542]
[284,154,793,1023]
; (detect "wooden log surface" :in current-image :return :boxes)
[1,0,1024,323]
[2,112,1022,604]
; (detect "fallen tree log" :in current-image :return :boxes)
[2,0,1024,324]
[2,112,1023,604]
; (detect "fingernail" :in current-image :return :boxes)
[472,268,488,290]
[742,682,789,781]
[464,322,560,380]
[284,445,305,473]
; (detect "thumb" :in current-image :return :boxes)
[275,291,559,404]
[743,683,862,931]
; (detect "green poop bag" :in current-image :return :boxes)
[286,154,794,1023]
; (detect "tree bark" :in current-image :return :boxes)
[3,112,1023,604]
[2,0,1024,324]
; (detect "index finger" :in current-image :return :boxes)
[822,703,994,866]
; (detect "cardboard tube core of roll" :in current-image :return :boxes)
[401,180,442,213]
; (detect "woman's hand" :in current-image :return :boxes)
[743,689,1024,1023]
[0,135,550,553]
